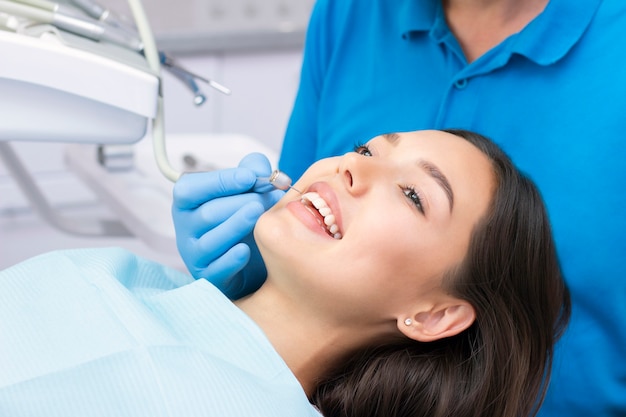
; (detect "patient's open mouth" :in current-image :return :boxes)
[300,192,342,239]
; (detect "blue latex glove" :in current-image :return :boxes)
[172,153,285,299]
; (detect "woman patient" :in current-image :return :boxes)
[0,129,570,417]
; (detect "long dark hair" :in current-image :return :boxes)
[310,129,571,417]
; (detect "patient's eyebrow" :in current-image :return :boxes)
[383,132,400,144]
[420,161,454,213]
[384,133,454,212]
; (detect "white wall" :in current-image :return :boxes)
[161,50,303,151]
[0,48,303,270]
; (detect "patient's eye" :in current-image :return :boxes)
[354,143,372,156]
[401,185,425,215]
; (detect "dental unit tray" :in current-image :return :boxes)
[0,24,158,143]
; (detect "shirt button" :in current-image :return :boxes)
[454,78,468,89]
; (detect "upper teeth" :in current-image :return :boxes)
[301,192,342,239]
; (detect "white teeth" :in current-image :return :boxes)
[301,192,342,239]
[312,198,326,209]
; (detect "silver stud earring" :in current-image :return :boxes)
[404,318,412,326]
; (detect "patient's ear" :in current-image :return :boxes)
[398,301,475,342]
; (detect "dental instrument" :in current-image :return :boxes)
[0,0,143,51]
[68,0,136,33]
[159,51,232,97]
[254,170,302,194]
[165,63,207,106]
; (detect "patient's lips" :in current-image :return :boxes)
[300,192,342,240]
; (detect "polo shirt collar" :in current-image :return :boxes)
[511,0,602,65]
[398,0,603,66]
[398,0,438,37]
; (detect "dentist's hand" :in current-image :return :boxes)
[172,153,284,299]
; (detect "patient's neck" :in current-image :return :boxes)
[234,281,394,396]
